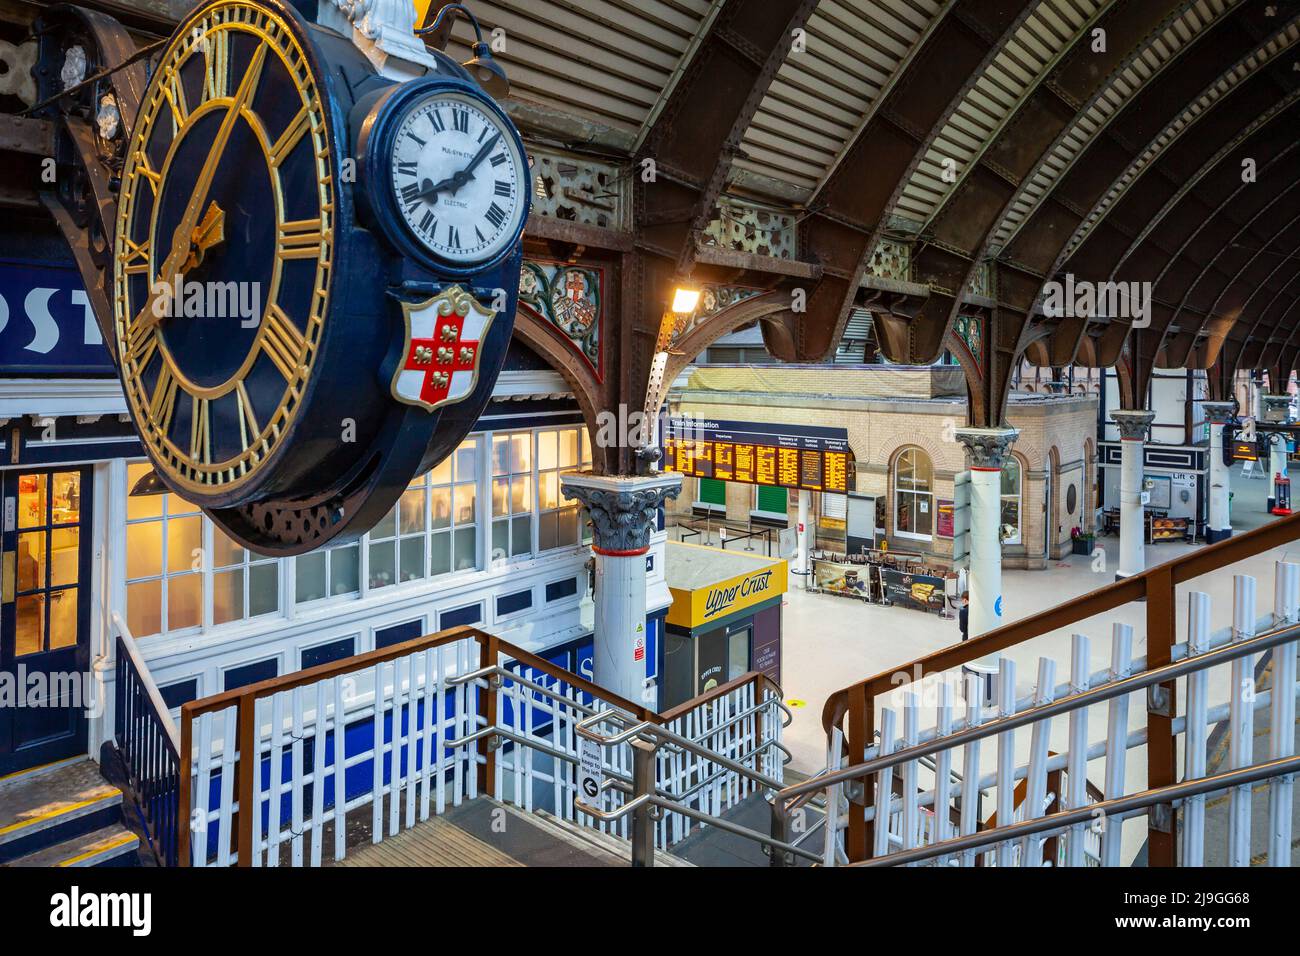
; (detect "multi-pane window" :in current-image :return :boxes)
[893,447,933,538]
[295,543,359,604]
[211,530,278,625]
[492,431,533,559]
[537,427,584,551]
[13,471,82,656]
[125,463,203,636]
[1000,457,1022,545]
[125,462,280,637]
[370,437,479,589]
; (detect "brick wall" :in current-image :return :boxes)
[667,374,1098,571]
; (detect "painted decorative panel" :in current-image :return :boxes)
[527,146,627,231]
[868,238,910,281]
[967,261,993,299]
[703,198,796,260]
[519,259,603,381]
[954,313,984,370]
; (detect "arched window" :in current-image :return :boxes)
[1000,456,1022,545]
[894,447,933,538]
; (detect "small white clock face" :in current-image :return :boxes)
[389,90,527,266]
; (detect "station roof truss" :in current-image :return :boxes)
[440,0,1300,430]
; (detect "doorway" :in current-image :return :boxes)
[1,467,92,774]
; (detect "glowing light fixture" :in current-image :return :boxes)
[671,287,700,315]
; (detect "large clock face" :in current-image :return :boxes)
[388,89,528,267]
[113,0,334,498]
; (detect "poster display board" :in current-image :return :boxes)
[880,567,947,613]
[665,417,852,494]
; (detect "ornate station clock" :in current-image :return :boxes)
[110,0,528,554]
[114,0,338,505]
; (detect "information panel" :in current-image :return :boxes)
[665,418,853,494]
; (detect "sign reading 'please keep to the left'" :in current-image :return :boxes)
[0,260,114,374]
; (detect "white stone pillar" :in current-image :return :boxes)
[1263,395,1290,511]
[561,472,682,703]
[954,427,1019,638]
[1111,410,1155,580]
[1201,401,1234,543]
[796,489,811,588]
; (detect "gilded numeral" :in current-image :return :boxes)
[261,304,307,380]
[162,67,189,132]
[203,28,231,101]
[149,366,179,436]
[236,380,260,452]
[269,107,311,168]
[123,319,158,370]
[189,395,211,463]
[276,219,325,260]
[136,153,162,196]
[120,237,151,276]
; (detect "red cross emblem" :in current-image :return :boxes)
[391,285,495,412]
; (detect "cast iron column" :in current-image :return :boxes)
[560,472,682,703]
[1111,410,1156,579]
[1201,401,1234,543]
[954,426,1018,644]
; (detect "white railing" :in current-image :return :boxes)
[180,627,786,866]
[799,560,1300,867]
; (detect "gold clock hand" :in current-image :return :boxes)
[135,42,268,332]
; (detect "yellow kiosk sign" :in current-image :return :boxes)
[667,559,787,628]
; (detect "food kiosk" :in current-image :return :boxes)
[660,542,786,710]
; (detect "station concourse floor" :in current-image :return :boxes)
[679,463,1297,863]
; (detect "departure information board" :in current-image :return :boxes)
[664,418,853,494]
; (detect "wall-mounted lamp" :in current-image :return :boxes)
[416,3,510,99]
[670,287,700,315]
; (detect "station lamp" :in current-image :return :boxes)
[416,3,511,99]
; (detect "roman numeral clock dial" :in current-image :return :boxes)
[111,0,336,506]
[384,89,528,268]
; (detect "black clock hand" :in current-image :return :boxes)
[410,131,504,205]
[459,131,501,182]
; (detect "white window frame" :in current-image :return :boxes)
[1000,456,1023,546]
[893,447,934,541]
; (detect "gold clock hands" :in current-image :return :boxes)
[135,41,268,333]
[184,201,226,271]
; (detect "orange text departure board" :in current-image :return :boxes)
[664,418,852,494]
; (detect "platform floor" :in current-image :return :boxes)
[686,462,1296,865]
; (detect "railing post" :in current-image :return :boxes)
[235,691,257,867]
[178,707,193,867]
[630,736,658,867]
[846,685,873,862]
[1144,566,1178,866]
[770,795,794,867]
[477,634,498,795]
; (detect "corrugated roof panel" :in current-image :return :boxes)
[445,0,713,135]
[991,0,1239,250]
[734,0,945,202]
[891,0,1107,230]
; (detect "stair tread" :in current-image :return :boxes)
[528,808,696,867]
[3,824,138,868]
[0,761,121,845]
[333,815,522,868]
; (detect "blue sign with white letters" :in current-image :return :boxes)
[0,259,114,374]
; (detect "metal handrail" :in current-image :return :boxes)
[113,613,181,751]
[574,792,823,864]
[856,753,1300,867]
[778,616,1300,807]
[578,706,788,794]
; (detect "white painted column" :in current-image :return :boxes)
[796,489,811,588]
[954,428,1018,693]
[561,472,682,703]
[1111,410,1155,580]
[1201,401,1234,543]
